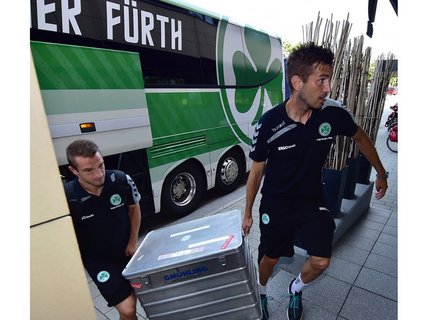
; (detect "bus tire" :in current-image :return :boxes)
[386,136,398,153]
[215,149,245,194]
[161,162,206,218]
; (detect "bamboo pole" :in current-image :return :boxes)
[302,13,394,170]
[362,53,395,144]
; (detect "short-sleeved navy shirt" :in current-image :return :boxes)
[65,170,141,261]
[250,98,358,204]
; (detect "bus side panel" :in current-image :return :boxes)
[145,89,236,185]
[31,41,153,165]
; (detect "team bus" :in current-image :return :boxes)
[30,0,288,218]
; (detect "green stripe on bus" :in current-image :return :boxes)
[146,91,227,139]
[146,90,239,167]
[30,41,144,90]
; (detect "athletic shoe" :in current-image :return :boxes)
[260,294,269,320]
[287,279,303,320]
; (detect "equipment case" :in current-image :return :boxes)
[122,209,261,320]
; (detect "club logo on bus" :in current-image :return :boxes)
[217,21,283,145]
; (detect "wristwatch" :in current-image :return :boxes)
[376,172,389,179]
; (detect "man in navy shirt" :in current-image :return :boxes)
[242,43,388,320]
[64,139,141,320]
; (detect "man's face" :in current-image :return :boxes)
[298,63,333,109]
[69,151,105,188]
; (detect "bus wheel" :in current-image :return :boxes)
[215,149,244,194]
[162,162,205,218]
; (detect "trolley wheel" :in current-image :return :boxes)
[386,136,398,153]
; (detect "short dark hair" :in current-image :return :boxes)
[66,139,100,168]
[286,42,334,91]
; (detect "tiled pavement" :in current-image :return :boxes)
[89,96,398,320]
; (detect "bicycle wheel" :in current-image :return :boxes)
[386,136,398,153]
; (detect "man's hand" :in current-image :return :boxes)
[375,178,388,200]
[242,214,253,235]
[125,241,138,257]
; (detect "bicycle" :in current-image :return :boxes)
[385,103,398,131]
[386,125,398,153]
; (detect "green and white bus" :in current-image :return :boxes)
[30,0,288,218]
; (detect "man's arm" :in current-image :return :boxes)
[125,203,141,256]
[352,127,388,199]
[243,160,265,235]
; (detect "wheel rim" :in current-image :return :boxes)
[170,172,197,206]
[387,138,398,153]
[219,157,239,185]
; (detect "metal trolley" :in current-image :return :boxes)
[122,209,262,320]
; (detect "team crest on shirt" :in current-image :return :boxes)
[110,194,122,206]
[97,270,110,283]
[319,122,332,137]
[261,213,270,225]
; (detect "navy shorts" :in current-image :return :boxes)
[258,200,336,259]
[84,257,133,307]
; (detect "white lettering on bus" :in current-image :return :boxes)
[106,1,121,40]
[171,18,182,50]
[62,0,82,35]
[36,0,82,35]
[141,11,154,46]
[156,14,169,48]
[124,0,138,43]
[106,0,182,51]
